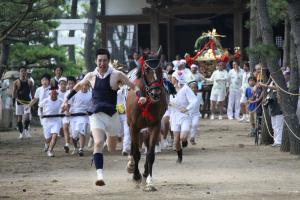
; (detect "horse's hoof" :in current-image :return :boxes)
[126,161,135,174]
[133,173,142,183]
[143,185,157,192]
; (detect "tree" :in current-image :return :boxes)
[256,0,300,154]
[84,0,98,72]
[248,0,259,72]
[68,0,78,63]
[0,0,63,77]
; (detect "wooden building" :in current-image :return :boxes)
[98,0,249,63]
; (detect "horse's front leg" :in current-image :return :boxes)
[127,125,142,183]
[144,125,160,192]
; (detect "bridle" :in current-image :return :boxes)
[140,57,163,101]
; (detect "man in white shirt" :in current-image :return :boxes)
[29,74,51,126]
[205,62,228,120]
[227,61,244,120]
[40,90,63,157]
[169,78,197,163]
[67,82,92,156]
[62,48,146,186]
[116,85,130,156]
[239,62,251,122]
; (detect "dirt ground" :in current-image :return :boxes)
[1,119,300,200]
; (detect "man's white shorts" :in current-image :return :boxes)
[42,119,62,139]
[70,116,89,138]
[89,112,120,137]
[15,103,31,115]
[210,89,226,102]
[62,116,70,124]
[170,117,191,132]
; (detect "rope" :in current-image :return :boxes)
[247,101,263,114]
[16,99,31,105]
[261,104,274,139]
[283,116,300,141]
[269,75,300,96]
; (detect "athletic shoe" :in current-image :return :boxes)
[182,140,188,148]
[204,113,208,118]
[87,137,93,148]
[78,149,84,156]
[272,143,281,148]
[64,145,70,153]
[18,133,24,139]
[190,138,196,145]
[71,148,78,155]
[44,144,49,152]
[228,116,234,120]
[218,115,223,120]
[95,169,105,186]
[47,150,54,157]
[155,143,161,153]
[24,130,32,138]
[176,157,182,164]
[161,139,168,149]
[122,151,128,156]
[210,114,215,120]
[168,138,174,147]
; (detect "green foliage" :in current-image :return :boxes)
[267,0,288,25]
[9,43,82,85]
[246,43,280,59]
[0,0,64,44]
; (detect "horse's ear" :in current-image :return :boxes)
[155,45,162,57]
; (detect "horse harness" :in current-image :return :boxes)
[136,57,164,121]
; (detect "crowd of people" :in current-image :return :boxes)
[6,48,300,186]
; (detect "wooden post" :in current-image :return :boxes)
[100,0,107,48]
[233,1,243,62]
[150,5,159,51]
[167,18,174,60]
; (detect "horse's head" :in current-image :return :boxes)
[138,46,164,102]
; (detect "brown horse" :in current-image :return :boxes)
[126,47,167,191]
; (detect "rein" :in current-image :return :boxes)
[135,56,163,121]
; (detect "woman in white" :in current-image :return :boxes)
[205,62,228,120]
[239,62,251,122]
[169,77,197,163]
[188,80,203,145]
[227,61,244,120]
[67,82,92,156]
[116,85,130,156]
[40,90,63,157]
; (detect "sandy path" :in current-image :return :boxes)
[1,119,300,200]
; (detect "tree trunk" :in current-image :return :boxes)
[255,6,273,144]
[288,0,300,74]
[0,40,10,77]
[260,59,274,145]
[282,17,290,69]
[249,0,259,72]
[280,17,291,152]
[257,0,300,154]
[68,0,78,63]
[84,0,98,72]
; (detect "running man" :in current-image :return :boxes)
[62,48,146,186]
[12,66,34,139]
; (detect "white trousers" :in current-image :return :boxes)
[227,90,241,119]
[190,115,200,138]
[271,114,283,145]
[118,114,130,152]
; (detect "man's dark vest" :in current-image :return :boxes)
[89,74,117,116]
[17,79,31,104]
